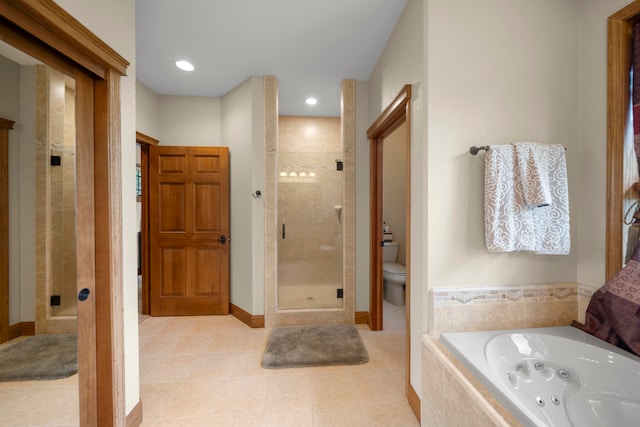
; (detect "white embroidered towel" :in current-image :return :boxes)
[513,142,552,207]
[484,144,536,252]
[530,144,570,255]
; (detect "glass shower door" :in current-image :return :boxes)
[277,151,343,309]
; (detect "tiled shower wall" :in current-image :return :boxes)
[277,117,343,291]
[429,283,597,335]
[35,65,77,333]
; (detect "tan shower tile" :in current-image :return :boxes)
[353,368,404,404]
[7,385,79,426]
[161,378,226,419]
[311,371,360,408]
[524,300,577,327]
[139,355,164,382]
[214,377,269,415]
[209,333,253,352]
[139,335,181,356]
[143,354,201,383]
[189,352,238,380]
[361,402,419,427]
[264,374,313,411]
[244,331,270,351]
[171,334,216,354]
[262,409,313,427]
[0,388,32,425]
[139,317,174,336]
[142,413,262,427]
[312,406,366,427]
[140,381,181,420]
[157,317,200,336]
[229,351,272,377]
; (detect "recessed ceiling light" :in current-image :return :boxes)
[305,97,318,106]
[175,60,195,71]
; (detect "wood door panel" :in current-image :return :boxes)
[193,154,220,174]
[194,183,220,232]
[159,248,188,297]
[193,247,221,296]
[158,154,187,174]
[150,146,230,316]
[158,183,186,232]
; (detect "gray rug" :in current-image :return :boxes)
[262,324,369,369]
[0,334,77,381]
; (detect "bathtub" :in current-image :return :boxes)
[439,326,640,427]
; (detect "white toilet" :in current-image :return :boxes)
[382,241,406,306]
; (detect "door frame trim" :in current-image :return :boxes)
[607,1,640,280]
[366,84,412,406]
[0,0,129,424]
[0,118,14,344]
[135,131,158,316]
[366,84,412,331]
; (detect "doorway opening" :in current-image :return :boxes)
[367,85,417,417]
[135,132,157,319]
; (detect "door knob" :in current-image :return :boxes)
[218,234,227,244]
[78,288,90,301]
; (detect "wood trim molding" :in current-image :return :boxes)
[0,117,13,345]
[0,0,129,77]
[408,384,421,424]
[367,85,412,139]
[230,304,265,328]
[136,131,158,147]
[125,400,143,427]
[354,311,369,324]
[135,132,157,316]
[607,1,640,280]
[0,117,15,129]
[8,321,34,340]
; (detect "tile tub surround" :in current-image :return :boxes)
[430,283,596,335]
[421,335,523,427]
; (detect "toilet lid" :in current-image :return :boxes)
[383,262,406,275]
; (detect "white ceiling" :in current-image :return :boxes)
[135,0,408,117]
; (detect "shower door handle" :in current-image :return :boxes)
[282,223,285,239]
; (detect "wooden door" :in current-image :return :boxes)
[149,146,230,316]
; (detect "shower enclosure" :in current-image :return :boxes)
[277,119,344,310]
[35,64,78,333]
[265,78,355,327]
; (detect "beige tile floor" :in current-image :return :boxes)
[0,300,418,426]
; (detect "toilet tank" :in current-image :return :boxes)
[383,241,399,262]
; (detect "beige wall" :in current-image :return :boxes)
[383,122,408,266]
[427,0,579,287]
[366,0,637,404]
[222,76,266,315]
[367,0,425,399]
[159,95,222,146]
[136,80,160,138]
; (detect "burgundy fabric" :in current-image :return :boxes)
[573,251,640,357]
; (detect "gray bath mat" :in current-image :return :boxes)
[0,334,77,381]
[262,324,369,369]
